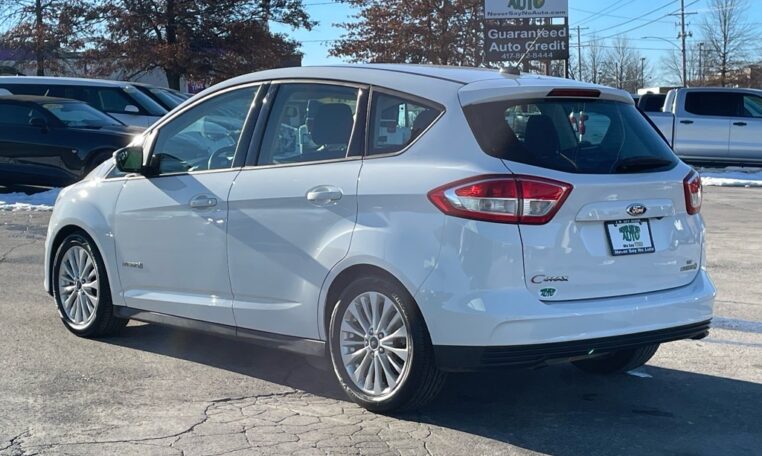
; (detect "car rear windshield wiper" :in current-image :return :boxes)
[614,156,674,173]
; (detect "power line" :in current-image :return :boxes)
[570,7,673,25]
[583,0,700,43]
[582,0,677,37]
[575,0,634,26]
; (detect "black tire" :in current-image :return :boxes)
[328,276,446,413]
[52,233,127,338]
[572,344,659,374]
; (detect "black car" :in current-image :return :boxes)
[131,83,189,110]
[0,95,143,187]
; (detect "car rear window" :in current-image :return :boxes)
[463,98,678,174]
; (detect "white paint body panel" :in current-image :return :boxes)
[44,65,715,356]
[113,172,238,325]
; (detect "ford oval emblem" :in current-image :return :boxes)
[626,203,647,217]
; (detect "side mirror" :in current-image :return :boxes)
[124,105,140,114]
[29,117,48,129]
[115,146,144,174]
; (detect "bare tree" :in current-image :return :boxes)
[584,33,604,84]
[599,36,644,92]
[700,0,752,86]
[660,42,703,86]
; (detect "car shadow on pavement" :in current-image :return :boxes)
[106,323,762,455]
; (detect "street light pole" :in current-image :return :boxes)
[640,57,646,88]
[699,42,705,84]
[680,0,688,87]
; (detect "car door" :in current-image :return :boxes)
[0,101,75,186]
[227,81,367,339]
[729,92,762,163]
[677,91,734,162]
[113,84,261,326]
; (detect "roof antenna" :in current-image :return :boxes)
[504,29,545,76]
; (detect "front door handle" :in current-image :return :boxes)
[189,195,218,209]
[733,121,747,126]
[306,185,343,205]
[679,120,694,125]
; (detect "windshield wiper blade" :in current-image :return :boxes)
[615,156,673,173]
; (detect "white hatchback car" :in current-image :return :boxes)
[44,65,715,412]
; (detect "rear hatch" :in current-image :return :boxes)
[461,84,703,301]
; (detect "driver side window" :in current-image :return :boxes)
[152,86,258,174]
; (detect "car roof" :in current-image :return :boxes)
[193,64,632,107]
[0,76,135,88]
[0,94,81,104]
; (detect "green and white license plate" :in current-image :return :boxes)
[605,219,655,256]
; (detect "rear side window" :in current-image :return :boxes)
[463,98,678,174]
[742,94,762,118]
[684,92,741,117]
[0,84,49,96]
[0,103,37,125]
[368,93,442,155]
[258,83,360,165]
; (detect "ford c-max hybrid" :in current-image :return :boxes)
[43,65,714,412]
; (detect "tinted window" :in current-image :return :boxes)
[684,92,741,117]
[43,101,122,127]
[0,84,49,96]
[0,103,39,125]
[368,93,441,155]
[258,84,360,165]
[638,94,666,112]
[464,99,678,174]
[742,94,762,118]
[151,86,258,174]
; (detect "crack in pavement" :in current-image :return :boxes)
[0,240,37,264]
[15,390,301,453]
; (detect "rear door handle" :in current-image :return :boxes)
[733,121,747,126]
[679,120,694,125]
[189,195,218,209]
[306,185,343,205]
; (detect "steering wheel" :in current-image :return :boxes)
[208,146,236,170]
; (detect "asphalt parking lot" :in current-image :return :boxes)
[0,186,760,456]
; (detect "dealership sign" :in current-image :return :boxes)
[484,23,568,61]
[484,0,568,19]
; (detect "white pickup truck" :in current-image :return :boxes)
[647,87,762,164]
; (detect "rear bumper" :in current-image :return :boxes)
[434,319,711,372]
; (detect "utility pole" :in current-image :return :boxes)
[673,0,696,87]
[575,25,589,81]
[640,57,646,89]
[698,42,705,84]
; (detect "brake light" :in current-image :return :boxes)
[683,171,702,215]
[547,88,601,98]
[428,175,572,224]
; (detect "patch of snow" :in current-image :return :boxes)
[699,166,762,188]
[0,188,60,212]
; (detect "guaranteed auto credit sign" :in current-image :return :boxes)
[484,23,569,61]
[485,0,568,19]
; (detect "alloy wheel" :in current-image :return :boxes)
[58,245,99,327]
[339,291,411,397]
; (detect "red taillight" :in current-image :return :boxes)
[684,171,702,215]
[428,175,572,224]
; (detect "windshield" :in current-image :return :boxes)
[463,98,678,174]
[43,102,123,128]
[149,87,184,108]
[122,85,167,116]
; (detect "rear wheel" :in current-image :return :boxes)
[572,344,659,374]
[328,276,446,412]
[53,233,127,338]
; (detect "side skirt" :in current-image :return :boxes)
[114,306,326,357]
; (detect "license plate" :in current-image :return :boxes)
[605,219,655,256]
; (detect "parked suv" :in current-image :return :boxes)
[43,65,715,412]
[0,76,167,127]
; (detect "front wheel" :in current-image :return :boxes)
[52,233,127,338]
[572,344,660,374]
[328,276,446,412]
